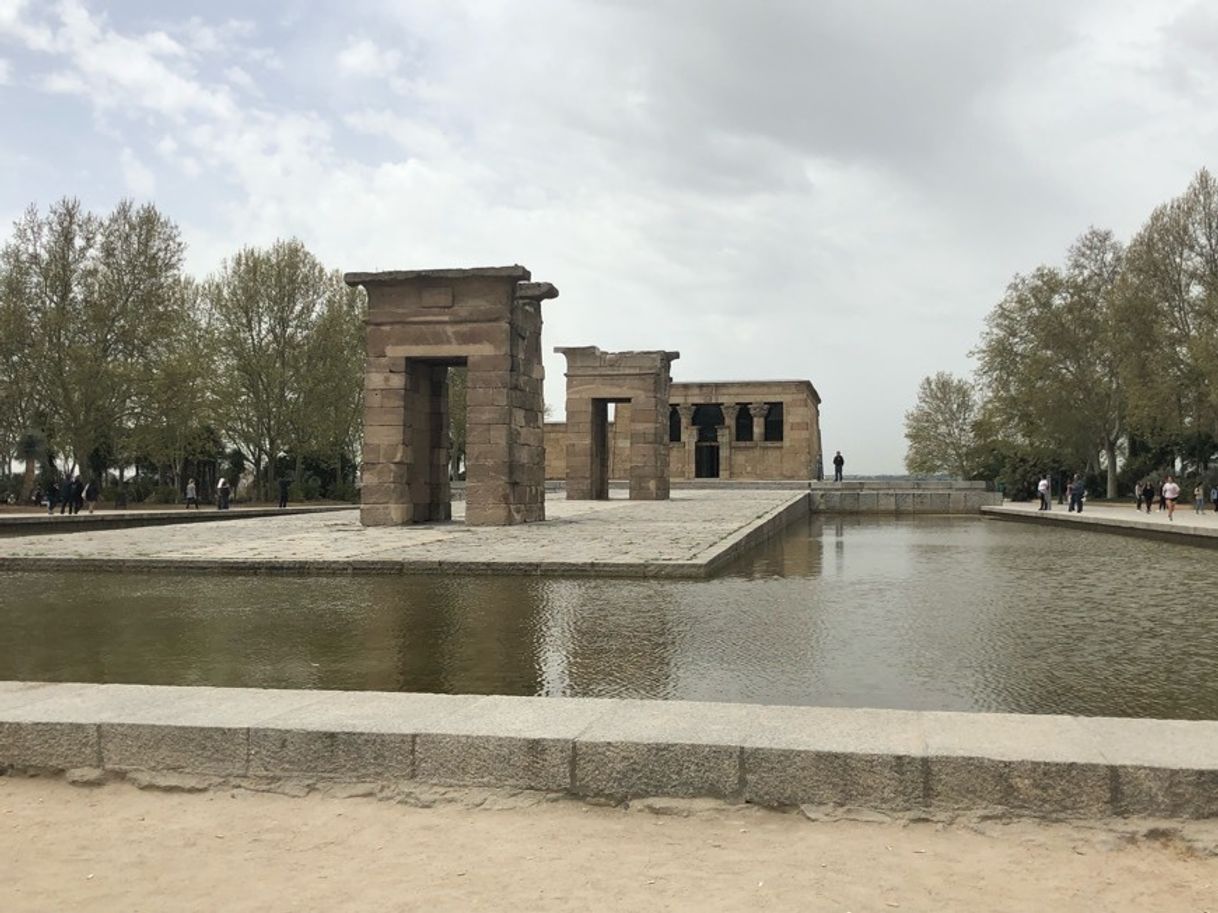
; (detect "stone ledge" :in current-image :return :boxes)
[0,505,353,537]
[981,505,1218,549]
[3,683,1217,819]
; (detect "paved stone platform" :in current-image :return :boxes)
[2,681,1216,819]
[982,501,1218,548]
[0,490,806,578]
[0,505,353,537]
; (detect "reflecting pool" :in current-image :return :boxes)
[2,515,1216,719]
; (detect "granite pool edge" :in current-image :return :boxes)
[980,505,1218,549]
[2,682,1216,820]
[0,505,355,537]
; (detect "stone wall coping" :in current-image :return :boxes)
[344,266,530,285]
[4,682,1218,817]
[982,505,1218,548]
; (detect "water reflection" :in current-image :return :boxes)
[2,515,1217,719]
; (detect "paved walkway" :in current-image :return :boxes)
[982,500,1218,546]
[0,490,803,577]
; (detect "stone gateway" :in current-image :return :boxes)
[344,266,557,527]
[556,347,680,500]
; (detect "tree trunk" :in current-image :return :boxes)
[1104,438,1118,499]
[20,461,36,501]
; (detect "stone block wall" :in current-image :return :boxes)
[556,347,679,500]
[346,267,557,527]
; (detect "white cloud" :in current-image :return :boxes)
[3,0,1218,471]
[119,146,155,197]
[336,36,401,79]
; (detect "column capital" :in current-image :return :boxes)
[721,403,741,422]
[747,402,771,419]
[676,403,695,424]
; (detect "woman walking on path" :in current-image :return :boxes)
[185,479,199,509]
[83,478,99,514]
[216,477,231,511]
[1163,476,1181,521]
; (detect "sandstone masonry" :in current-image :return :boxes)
[344,266,557,527]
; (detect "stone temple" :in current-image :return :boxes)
[546,380,823,482]
[344,266,556,527]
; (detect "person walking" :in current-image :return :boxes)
[71,476,84,515]
[216,477,231,511]
[1194,483,1205,515]
[185,478,199,509]
[1211,483,1218,514]
[1037,475,1051,511]
[1068,474,1086,513]
[46,480,58,516]
[1134,480,1143,510]
[1143,479,1157,514]
[83,478,99,514]
[1158,481,1168,512]
[832,451,845,482]
[277,476,290,510]
[1163,475,1181,521]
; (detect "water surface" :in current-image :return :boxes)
[2,516,1215,719]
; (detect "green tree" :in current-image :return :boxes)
[0,198,186,483]
[903,372,978,478]
[205,239,341,499]
[1119,168,1218,460]
[975,228,1127,497]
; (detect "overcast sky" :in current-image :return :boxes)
[1,1,1215,473]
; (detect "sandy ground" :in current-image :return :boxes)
[2,777,1216,912]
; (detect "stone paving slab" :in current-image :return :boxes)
[4,683,1218,819]
[0,490,806,578]
[982,501,1218,548]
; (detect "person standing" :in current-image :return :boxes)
[1037,475,1051,511]
[1143,479,1157,514]
[185,478,199,510]
[83,478,99,514]
[46,480,58,516]
[832,451,845,482]
[1134,480,1143,510]
[1194,483,1205,515]
[277,476,290,510]
[1158,480,1167,512]
[1163,475,1180,521]
[216,477,231,511]
[1068,474,1086,513]
[1211,483,1218,514]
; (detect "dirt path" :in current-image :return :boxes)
[3,776,1216,912]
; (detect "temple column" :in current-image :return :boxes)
[677,404,695,480]
[748,402,769,443]
[720,404,740,480]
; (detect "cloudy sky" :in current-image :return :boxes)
[1,1,1215,473]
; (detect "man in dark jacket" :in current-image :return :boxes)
[832,451,845,482]
[278,476,290,509]
[1068,475,1086,513]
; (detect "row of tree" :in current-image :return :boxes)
[0,198,366,503]
[904,168,1218,498]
